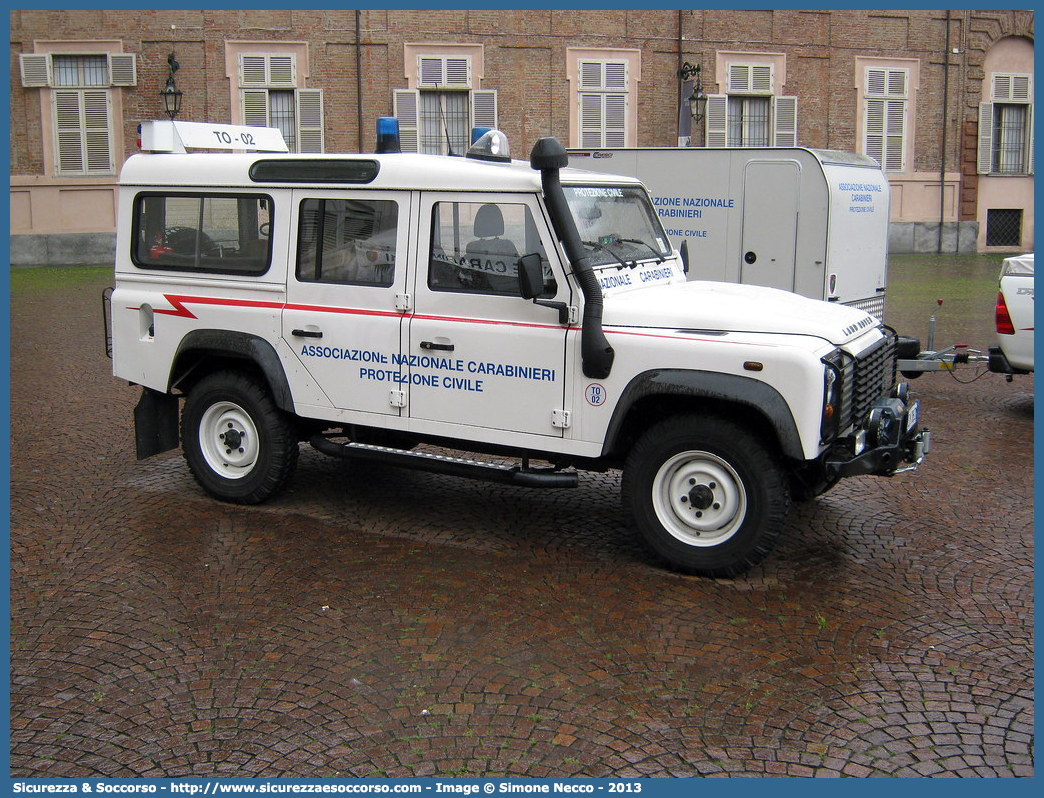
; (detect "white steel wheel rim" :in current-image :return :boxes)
[198,401,260,480]
[651,450,747,547]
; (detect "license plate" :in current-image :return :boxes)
[905,400,919,432]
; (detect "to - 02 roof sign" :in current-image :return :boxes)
[140,120,289,153]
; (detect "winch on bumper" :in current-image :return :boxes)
[824,382,931,479]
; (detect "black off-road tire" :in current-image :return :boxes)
[622,414,791,577]
[181,371,299,504]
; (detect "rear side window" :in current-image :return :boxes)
[296,198,398,287]
[133,193,273,275]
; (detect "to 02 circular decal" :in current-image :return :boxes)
[586,383,607,406]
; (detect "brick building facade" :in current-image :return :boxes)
[9,9,1034,263]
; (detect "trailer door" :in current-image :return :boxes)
[740,160,800,292]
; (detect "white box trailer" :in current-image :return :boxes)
[568,147,890,320]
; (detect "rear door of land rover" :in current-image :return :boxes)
[282,188,415,419]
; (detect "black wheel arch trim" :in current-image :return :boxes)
[602,369,804,460]
[170,330,295,412]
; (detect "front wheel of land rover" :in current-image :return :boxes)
[182,371,299,504]
[623,415,790,578]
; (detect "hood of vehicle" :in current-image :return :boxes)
[602,280,880,345]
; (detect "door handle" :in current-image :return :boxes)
[292,329,323,339]
[420,340,454,352]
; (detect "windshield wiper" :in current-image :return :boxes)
[582,239,633,269]
[617,238,665,263]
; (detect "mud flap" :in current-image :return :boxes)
[134,387,180,460]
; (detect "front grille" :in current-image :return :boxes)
[837,333,897,433]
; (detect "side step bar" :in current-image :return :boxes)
[310,435,579,488]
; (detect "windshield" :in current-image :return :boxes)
[563,185,672,268]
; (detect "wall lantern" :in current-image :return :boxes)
[678,62,707,123]
[160,51,182,121]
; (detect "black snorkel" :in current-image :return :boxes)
[530,137,614,379]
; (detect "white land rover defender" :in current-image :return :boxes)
[107,120,929,577]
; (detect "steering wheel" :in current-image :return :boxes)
[162,226,219,256]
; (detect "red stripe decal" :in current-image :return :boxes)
[144,294,564,331]
[140,295,773,345]
[152,294,284,319]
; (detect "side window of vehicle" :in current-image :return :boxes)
[296,198,397,287]
[428,201,557,297]
[133,193,272,275]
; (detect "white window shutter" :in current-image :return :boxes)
[418,57,444,86]
[993,74,1013,101]
[865,98,904,171]
[868,67,907,99]
[54,90,84,173]
[576,60,629,146]
[20,54,51,87]
[727,64,773,94]
[865,90,905,172]
[705,94,728,147]
[579,93,604,147]
[471,89,497,130]
[773,96,797,146]
[417,56,470,89]
[241,55,268,87]
[866,67,887,96]
[268,55,296,88]
[728,64,750,93]
[1011,74,1031,101]
[242,89,270,128]
[884,98,905,171]
[1028,103,1034,175]
[604,62,627,91]
[241,54,297,87]
[865,98,885,167]
[296,89,324,153]
[993,73,1032,102]
[751,65,773,94]
[578,59,628,91]
[977,102,994,174]
[445,57,470,88]
[887,69,907,97]
[579,60,603,90]
[393,89,420,153]
[863,66,907,171]
[109,54,137,87]
[83,89,113,172]
[604,94,627,146]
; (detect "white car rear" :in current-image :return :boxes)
[991,253,1034,374]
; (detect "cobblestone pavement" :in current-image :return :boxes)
[9,260,1033,778]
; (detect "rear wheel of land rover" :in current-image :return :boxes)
[623,415,790,577]
[181,371,299,504]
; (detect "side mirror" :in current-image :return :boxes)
[518,252,544,299]
[519,252,570,325]
[680,239,690,274]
